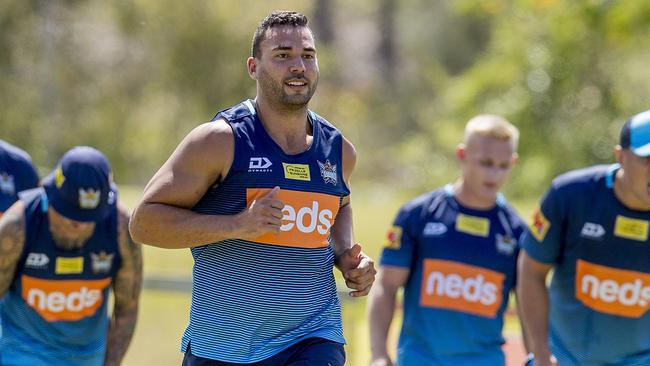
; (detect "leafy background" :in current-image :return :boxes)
[2,0,650,364]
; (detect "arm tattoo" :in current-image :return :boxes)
[0,203,25,297]
[104,207,143,366]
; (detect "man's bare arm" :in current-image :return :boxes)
[129,121,283,248]
[368,266,410,366]
[330,136,357,258]
[0,201,26,297]
[517,251,556,366]
[105,206,143,366]
[330,136,376,297]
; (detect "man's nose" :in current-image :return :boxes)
[289,56,305,74]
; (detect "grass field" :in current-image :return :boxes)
[119,185,534,366]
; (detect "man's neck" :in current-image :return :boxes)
[613,169,650,211]
[53,238,86,251]
[254,97,312,155]
[453,180,497,210]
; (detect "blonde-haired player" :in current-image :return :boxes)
[369,115,528,366]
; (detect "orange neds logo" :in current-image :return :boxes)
[247,188,340,248]
[420,259,505,318]
[21,275,111,322]
[576,259,650,318]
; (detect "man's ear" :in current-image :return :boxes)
[247,57,257,80]
[456,143,466,161]
[511,152,519,165]
[614,145,624,165]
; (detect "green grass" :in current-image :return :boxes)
[120,185,536,365]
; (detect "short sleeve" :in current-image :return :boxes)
[520,186,565,264]
[380,204,419,268]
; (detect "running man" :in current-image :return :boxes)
[0,146,142,366]
[368,115,527,366]
[518,110,650,365]
[129,10,375,365]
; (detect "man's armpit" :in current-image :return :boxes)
[340,195,351,207]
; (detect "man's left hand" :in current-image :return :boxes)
[336,243,376,297]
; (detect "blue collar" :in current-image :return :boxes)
[605,163,620,189]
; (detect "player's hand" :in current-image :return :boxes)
[369,356,394,366]
[336,243,376,297]
[234,186,284,240]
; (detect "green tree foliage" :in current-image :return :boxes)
[1,0,649,201]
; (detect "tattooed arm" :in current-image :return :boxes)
[0,201,26,298]
[105,203,143,366]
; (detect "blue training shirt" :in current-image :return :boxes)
[0,188,121,366]
[521,165,650,366]
[381,185,524,366]
[0,140,39,214]
[180,99,350,363]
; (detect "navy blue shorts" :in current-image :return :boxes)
[182,338,346,366]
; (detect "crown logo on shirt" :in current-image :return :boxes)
[318,160,337,185]
[0,172,15,195]
[79,188,101,209]
[91,251,115,273]
[55,166,66,188]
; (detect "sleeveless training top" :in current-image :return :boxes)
[180,100,350,363]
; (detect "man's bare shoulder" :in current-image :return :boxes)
[186,119,234,151]
[341,135,357,182]
[341,136,357,159]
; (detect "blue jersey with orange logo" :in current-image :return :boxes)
[180,100,349,363]
[0,188,120,366]
[0,140,39,214]
[381,185,524,366]
[521,165,650,366]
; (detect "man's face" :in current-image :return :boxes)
[617,147,650,209]
[48,207,95,250]
[249,25,319,109]
[458,135,517,205]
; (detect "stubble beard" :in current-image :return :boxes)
[258,68,318,112]
[51,230,88,250]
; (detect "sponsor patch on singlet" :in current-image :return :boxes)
[614,215,649,242]
[455,214,490,237]
[384,226,402,249]
[420,259,504,318]
[529,207,550,242]
[282,164,311,181]
[247,188,339,248]
[21,275,111,322]
[576,259,650,318]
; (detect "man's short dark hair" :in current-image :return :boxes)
[251,11,310,59]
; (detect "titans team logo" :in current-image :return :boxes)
[495,233,517,256]
[79,188,101,209]
[318,160,337,185]
[91,251,115,273]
